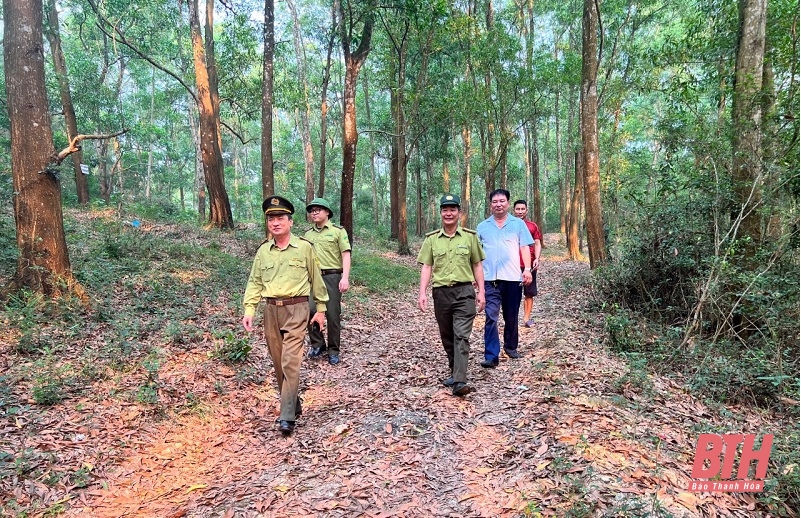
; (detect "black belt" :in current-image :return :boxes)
[265,296,308,306]
[321,269,343,275]
[433,281,473,290]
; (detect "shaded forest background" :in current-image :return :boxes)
[0,0,799,512]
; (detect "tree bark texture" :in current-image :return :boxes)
[288,0,316,207]
[189,0,233,229]
[261,0,276,199]
[340,1,374,242]
[530,118,543,230]
[460,126,472,227]
[44,0,89,205]
[318,0,339,198]
[732,0,767,247]
[581,0,606,268]
[567,152,584,260]
[4,0,75,296]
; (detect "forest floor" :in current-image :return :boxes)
[0,222,796,518]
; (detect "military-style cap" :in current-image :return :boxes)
[262,195,295,215]
[439,194,461,208]
[306,197,334,218]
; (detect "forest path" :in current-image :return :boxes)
[15,234,781,517]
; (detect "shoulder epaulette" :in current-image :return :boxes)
[298,236,314,244]
[259,237,271,247]
[425,229,439,237]
[332,223,345,230]
[462,227,477,234]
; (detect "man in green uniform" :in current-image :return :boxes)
[304,197,352,365]
[242,195,328,435]
[417,194,486,396]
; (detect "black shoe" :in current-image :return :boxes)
[328,353,340,365]
[452,382,471,396]
[504,348,522,359]
[441,377,455,387]
[277,420,295,434]
[309,346,325,358]
[480,360,499,368]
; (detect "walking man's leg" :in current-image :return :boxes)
[482,281,501,366]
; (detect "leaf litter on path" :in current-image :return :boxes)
[0,232,794,517]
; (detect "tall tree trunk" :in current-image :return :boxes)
[288,0,316,206]
[4,0,77,296]
[189,0,233,229]
[188,100,206,222]
[581,0,606,268]
[394,37,410,255]
[732,0,767,248]
[415,158,423,236]
[340,0,374,241]
[389,59,400,239]
[363,73,379,225]
[262,0,276,199]
[318,0,338,198]
[460,126,472,227]
[44,0,89,205]
[145,67,155,200]
[567,151,584,260]
[531,124,543,230]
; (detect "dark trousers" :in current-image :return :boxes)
[308,272,342,353]
[483,280,522,362]
[433,284,476,383]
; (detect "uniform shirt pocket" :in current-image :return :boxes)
[260,261,276,283]
[287,258,307,280]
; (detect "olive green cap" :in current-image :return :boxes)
[439,194,461,208]
[306,197,334,218]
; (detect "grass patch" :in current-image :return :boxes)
[350,250,418,293]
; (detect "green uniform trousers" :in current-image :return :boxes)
[308,272,342,353]
[432,283,477,383]
[264,301,308,421]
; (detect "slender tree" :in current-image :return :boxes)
[340,0,375,240]
[4,0,77,296]
[188,0,234,229]
[262,0,276,200]
[44,0,89,205]
[732,0,767,249]
[581,0,606,267]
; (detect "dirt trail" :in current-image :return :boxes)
[3,234,787,517]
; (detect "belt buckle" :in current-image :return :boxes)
[276,300,284,306]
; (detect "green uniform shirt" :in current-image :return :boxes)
[243,234,329,317]
[417,226,486,287]
[304,222,351,269]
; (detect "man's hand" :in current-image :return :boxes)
[242,315,254,332]
[522,269,533,286]
[532,257,540,270]
[310,311,326,330]
[476,291,485,312]
[418,292,428,312]
[339,276,350,293]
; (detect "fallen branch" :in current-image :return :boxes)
[53,129,128,165]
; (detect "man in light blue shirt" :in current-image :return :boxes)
[476,189,534,367]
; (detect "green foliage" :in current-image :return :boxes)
[350,250,419,293]
[211,330,252,363]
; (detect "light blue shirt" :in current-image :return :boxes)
[477,214,535,282]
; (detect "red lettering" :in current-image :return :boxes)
[738,434,773,479]
[692,434,722,478]
[720,434,744,479]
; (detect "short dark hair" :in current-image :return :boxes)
[489,189,510,201]
[513,199,527,208]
